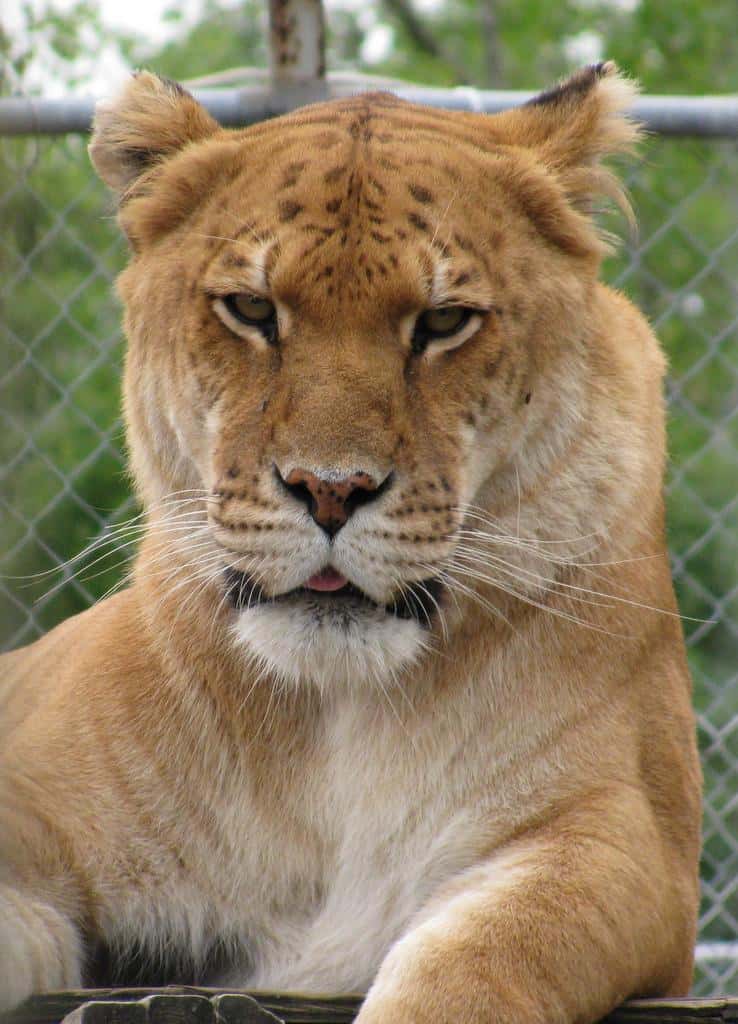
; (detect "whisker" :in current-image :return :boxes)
[4,499,211,584]
[419,562,514,632]
[452,544,710,623]
[442,559,631,639]
[30,521,212,605]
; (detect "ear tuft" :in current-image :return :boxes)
[498,62,641,238]
[89,71,220,194]
[525,61,640,166]
[525,61,618,111]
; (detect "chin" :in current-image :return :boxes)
[229,589,431,693]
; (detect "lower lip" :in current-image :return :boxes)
[304,568,349,592]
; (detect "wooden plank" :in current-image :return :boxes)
[60,1002,151,1024]
[6,991,738,1024]
[605,999,738,1023]
[0,989,361,1024]
[212,994,285,1022]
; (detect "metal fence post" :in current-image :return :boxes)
[267,0,327,105]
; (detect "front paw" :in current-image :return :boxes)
[355,991,432,1024]
[0,887,82,1012]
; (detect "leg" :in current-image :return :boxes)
[0,884,83,1011]
[356,793,698,1024]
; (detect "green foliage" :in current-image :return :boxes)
[143,0,268,80]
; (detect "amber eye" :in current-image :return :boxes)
[420,307,469,335]
[412,306,475,354]
[224,294,276,326]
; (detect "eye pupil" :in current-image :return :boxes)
[426,308,463,332]
[228,294,275,324]
[412,306,472,354]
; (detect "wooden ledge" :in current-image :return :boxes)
[3,990,738,1024]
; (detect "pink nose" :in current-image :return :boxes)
[282,467,381,535]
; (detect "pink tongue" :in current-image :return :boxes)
[304,568,349,592]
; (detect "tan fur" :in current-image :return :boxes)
[0,63,701,1020]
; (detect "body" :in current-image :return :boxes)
[0,65,701,1022]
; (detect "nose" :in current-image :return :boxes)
[278,466,390,537]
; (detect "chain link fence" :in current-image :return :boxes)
[1,106,737,995]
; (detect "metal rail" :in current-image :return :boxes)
[1,84,737,136]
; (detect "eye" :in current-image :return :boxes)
[412,306,477,355]
[420,307,469,335]
[224,294,276,327]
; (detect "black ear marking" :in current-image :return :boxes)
[526,62,613,109]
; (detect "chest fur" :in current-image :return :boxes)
[94,672,589,992]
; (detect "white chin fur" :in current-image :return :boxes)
[230,597,427,693]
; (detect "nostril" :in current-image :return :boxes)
[274,464,319,517]
[344,471,393,516]
[274,464,393,536]
[284,477,315,512]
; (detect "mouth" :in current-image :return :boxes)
[223,567,444,627]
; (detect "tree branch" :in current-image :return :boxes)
[382,0,470,84]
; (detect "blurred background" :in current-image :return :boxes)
[1,0,737,995]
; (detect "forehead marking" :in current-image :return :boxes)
[408,183,434,205]
[408,212,430,234]
[281,161,308,189]
[324,164,347,185]
[278,200,304,223]
[367,174,387,196]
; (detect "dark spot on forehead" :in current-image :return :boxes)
[279,200,304,223]
[408,212,430,234]
[370,230,392,245]
[301,223,335,238]
[234,221,259,241]
[324,164,347,185]
[325,197,342,213]
[408,183,434,204]
[281,161,307,189]
[348,113,372,142]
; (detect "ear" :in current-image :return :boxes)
[89,71,220,194]
[494,62,640,225]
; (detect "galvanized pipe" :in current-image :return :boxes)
[0,86,737,137]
